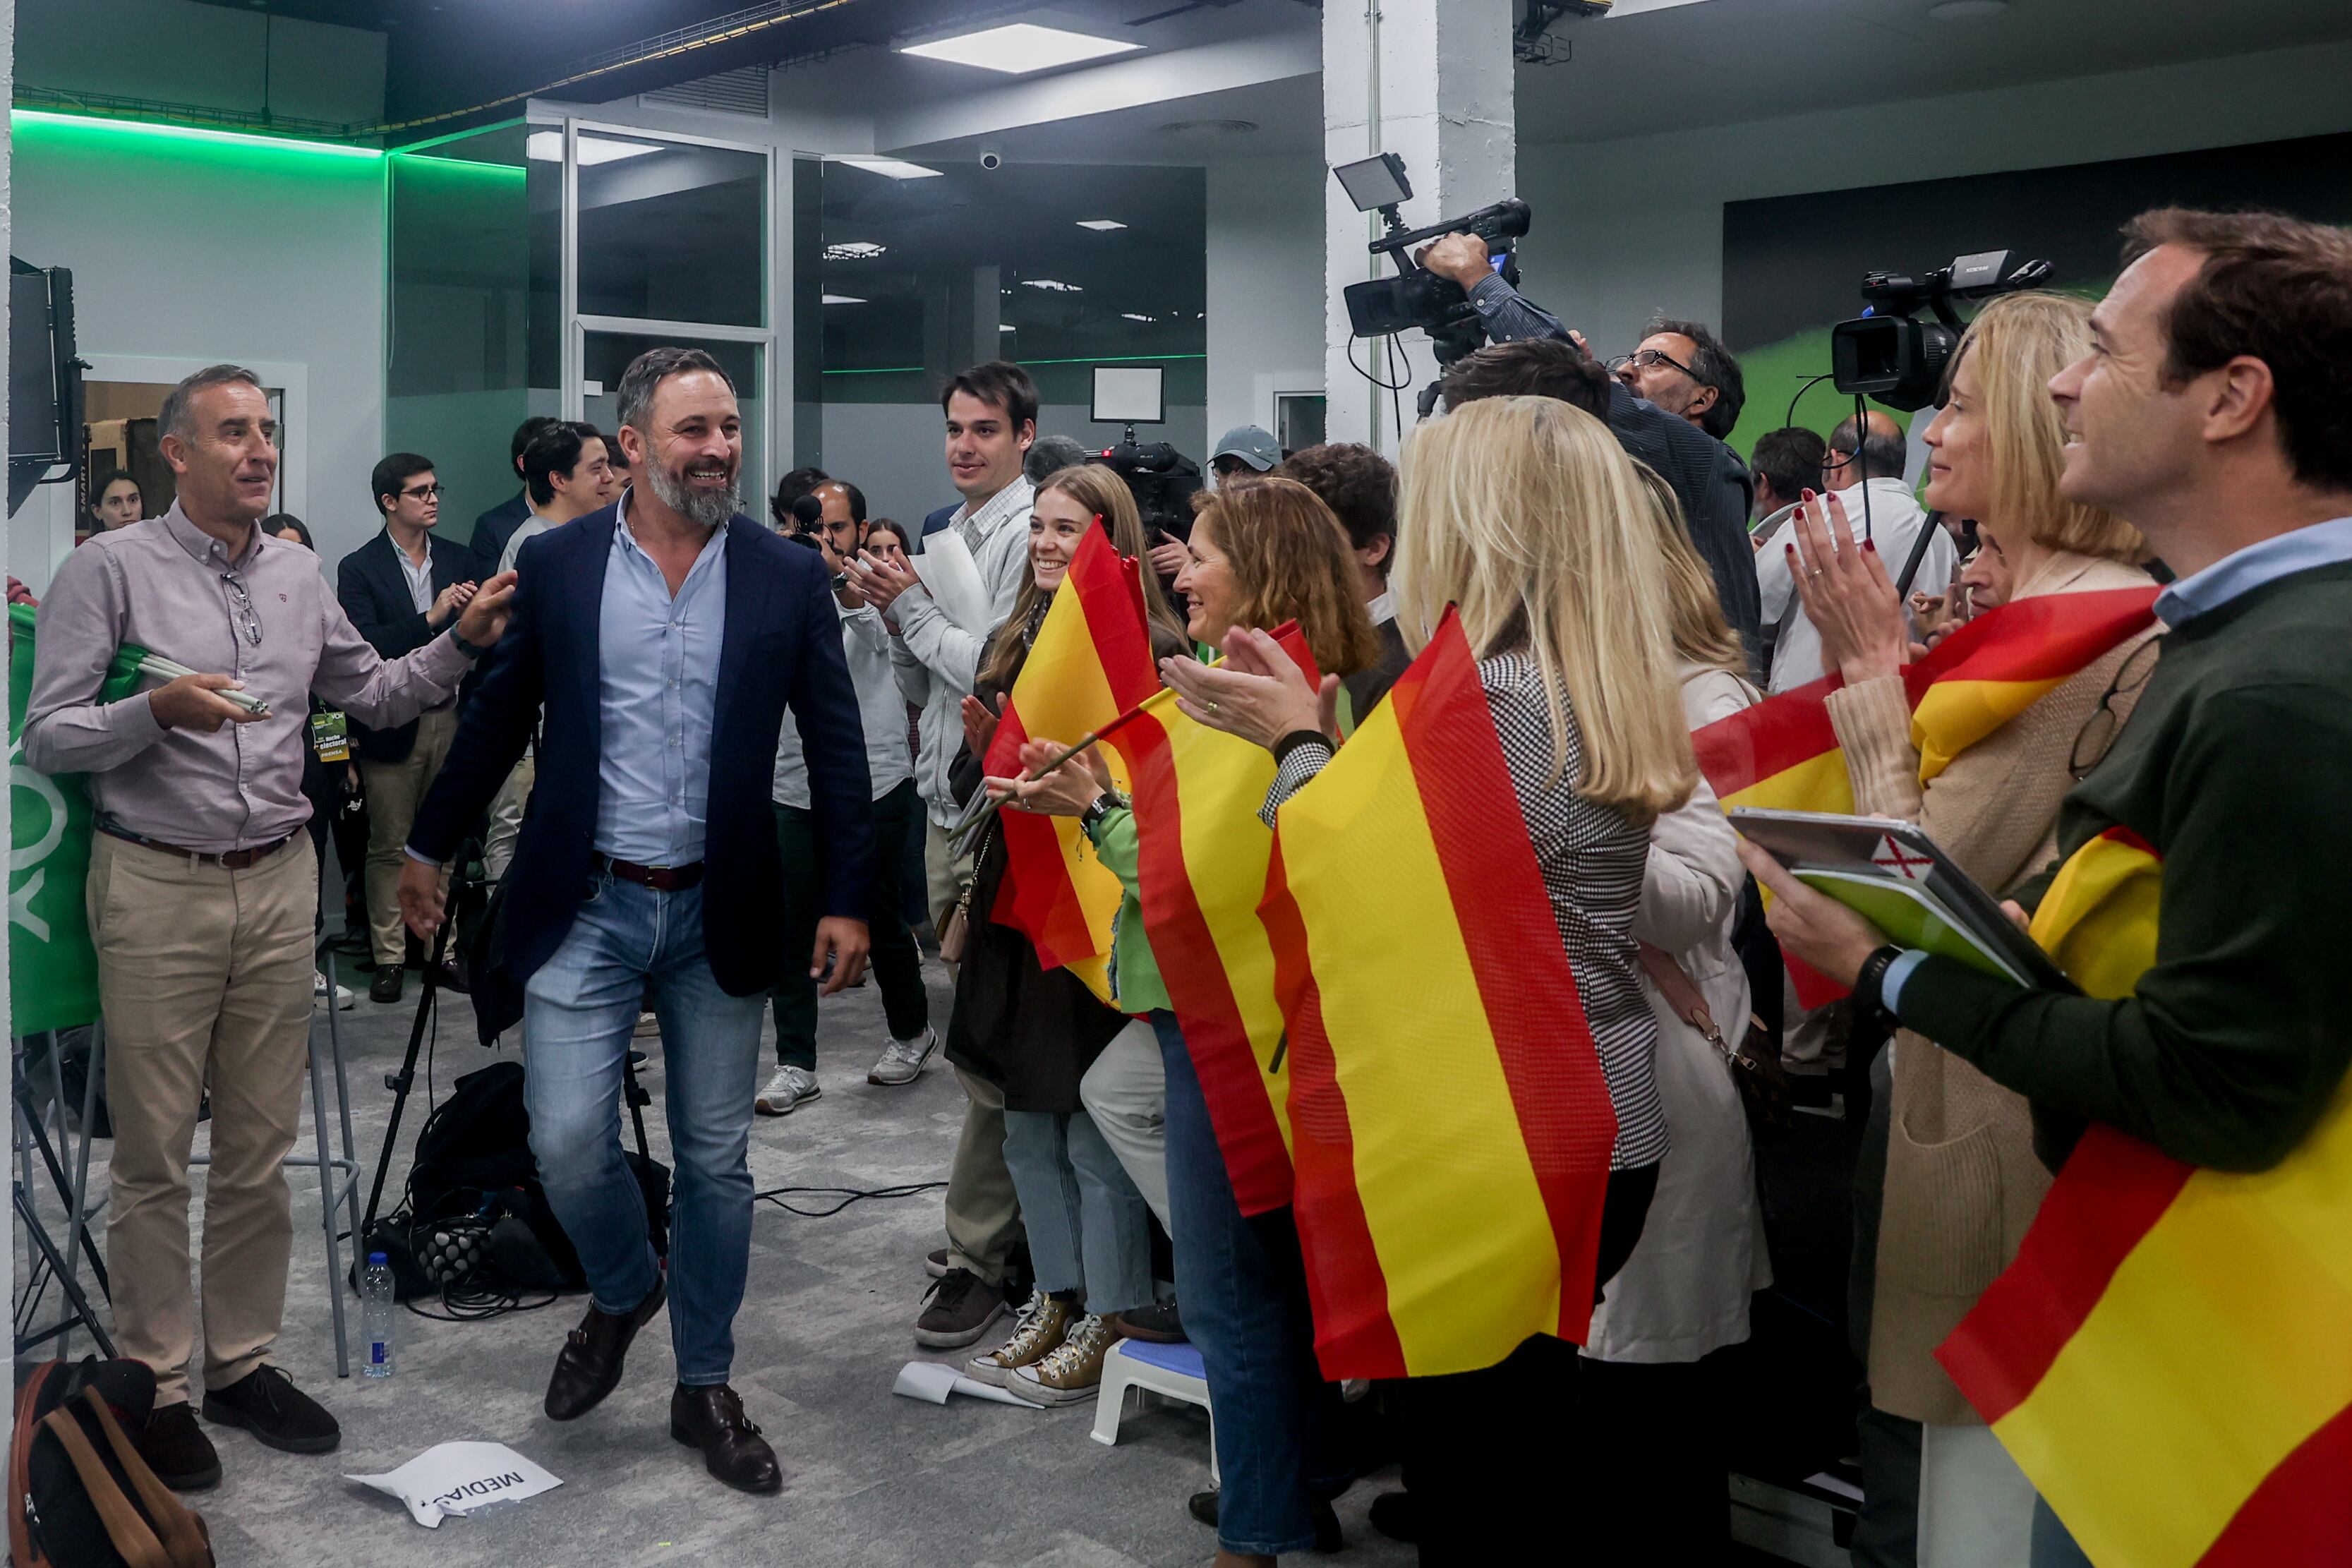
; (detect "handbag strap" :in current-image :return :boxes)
[40,1408,170,1568]
[81,1390,212,1567]
[1637,941,1733,1061]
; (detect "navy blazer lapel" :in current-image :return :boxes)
[569,506,622,761]
[714,516,766,740]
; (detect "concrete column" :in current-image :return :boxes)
[1323,0,1516,453]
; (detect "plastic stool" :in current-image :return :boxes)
[1091,1338,1217,1485]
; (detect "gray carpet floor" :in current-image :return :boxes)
[19,951,1420,1567]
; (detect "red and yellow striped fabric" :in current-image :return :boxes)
[1116,625,1322,1218]
[1260,610,1619,1379]
[984,526,1157,1002]
[1695,586,2158,1003]
[1938,827,2352,1568]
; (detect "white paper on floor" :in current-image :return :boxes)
[346,1442,563,1528]
[893,1359,1041,1408]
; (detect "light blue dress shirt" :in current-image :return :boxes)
[1883,514,2352,1012]
[593,500,728,867]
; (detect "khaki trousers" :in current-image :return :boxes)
[483,752,536,882]
[924,817,1022,1281]
[88,832,317,1406]
[359,705,458,965]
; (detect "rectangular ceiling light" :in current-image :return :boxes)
[1022,278,1082,293]
[899,23,1141,75]
[526,130,661,166]
[824,241,887,260]
[831,155,943,180]
[821,294,868,305]
[1075,219,1127,231]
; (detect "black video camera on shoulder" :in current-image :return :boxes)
[1830,249,2054,411]
[1333,152,1531,342]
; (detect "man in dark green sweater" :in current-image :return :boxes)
[1744,205,2352,1178]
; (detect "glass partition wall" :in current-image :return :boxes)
[387,118,776,531]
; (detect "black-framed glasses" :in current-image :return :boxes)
[2068,636,2161,780]
[399,483,445,500]
[1607,347,1697,379]
[220,569,263,647]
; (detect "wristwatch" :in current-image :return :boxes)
[451,628,491,660]
[1855,944,1906,1030]
[1078,790,1128,840]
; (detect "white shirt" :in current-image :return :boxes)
[1366,589,1395,627]
[394,536,434,613]
[775,600,913,809]
[1755,477,1956,694]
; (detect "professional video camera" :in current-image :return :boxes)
[1830,249,2054,411]
[1086,365,1202,541]
[1333,152,1531,351]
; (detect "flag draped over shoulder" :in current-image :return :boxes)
[1260,609,1619,1380]
[8,603,147,1036]
[1936,828,2352,1568]
[1694,585,2159,1003]
[1117,624,1322,1218]
[983,528,1157,1004]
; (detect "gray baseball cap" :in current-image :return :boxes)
[1210,424,1281,472]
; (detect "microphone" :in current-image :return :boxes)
[788,493,824,533]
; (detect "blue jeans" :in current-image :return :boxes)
[1001,1108,1152,1316]
[523,870,766,1387]
[1152,1011,1347,1557]
[2032,1496,2095,1568]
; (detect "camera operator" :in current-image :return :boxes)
[1416,232,1762,665]
[1612,318,1747,442]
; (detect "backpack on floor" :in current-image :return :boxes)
[8,1358,215,1568]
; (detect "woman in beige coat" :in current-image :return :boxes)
[1787,292,2159,1567]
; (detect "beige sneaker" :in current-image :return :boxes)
[965,1292,1073,1387]
[1008,1312,1123,1406]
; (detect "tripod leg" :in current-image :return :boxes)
[308,1023,351,1377]
[14,1181,116,1360]
[324,948,363,1241]
[358,921,447,1248]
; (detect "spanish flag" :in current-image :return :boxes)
[1937,828,2352,1568]
[1116,625,1322,1218]
[985,526,1156,1002]
[1260,610,1619,1379]
[1694,586,2161,812]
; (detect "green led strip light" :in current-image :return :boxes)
[824,354,1206,375]
[12,108,382,159]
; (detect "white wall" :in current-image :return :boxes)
[1206,155,1327,446]
[17,0,385,126]
[11,119,386,579]
[1512,36,2352,359]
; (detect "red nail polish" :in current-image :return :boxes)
[1864,540,1878,553]
[1785,543,1795,555]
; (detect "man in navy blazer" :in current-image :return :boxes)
[399,349,873,1495]
[337,452,486,1001]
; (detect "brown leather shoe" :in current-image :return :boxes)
[544,1278,666,1421]
[669,1383,783,1495]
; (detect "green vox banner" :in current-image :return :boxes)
[9,602,147,1037]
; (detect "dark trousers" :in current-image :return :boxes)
[1399,1163,1659,1567]
[1578,1354,1734,1564]
[769,779,928,1068]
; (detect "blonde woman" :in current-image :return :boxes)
[1785,291,2156,1568]
[1165,395,1695,1560]
[1575,471,1773,1562]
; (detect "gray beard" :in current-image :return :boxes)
[646,457,739,531]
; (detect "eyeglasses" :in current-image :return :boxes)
[1607,348,1697,380]
[399,483,445,501]
[220,569,263,647]
[2068,636,2161,780]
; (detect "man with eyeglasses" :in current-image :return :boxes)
[338,452,483,1002]
[23,364,517,1491]
[1416,231,1763,666]
[1610,319,1747,442]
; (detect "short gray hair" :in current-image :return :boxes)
[615,346,733,435]
[1024,434,1091,484]
[159,364,263,441]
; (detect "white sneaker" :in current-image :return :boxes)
[755,1063,821,1116]
[314,969,354,1011]
[868,1027,939,1086]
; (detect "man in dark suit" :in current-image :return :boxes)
[468,414,558,565]
[337,452,483,1002]
[397,348,874,1496]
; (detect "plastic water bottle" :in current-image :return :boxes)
[361,1252,396,1379]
